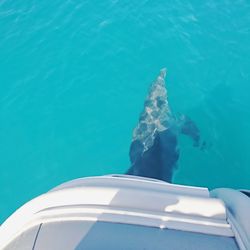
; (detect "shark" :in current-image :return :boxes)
[126,68,202,182]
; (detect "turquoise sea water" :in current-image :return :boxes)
[1,1,250,222]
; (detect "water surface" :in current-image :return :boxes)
[1,0,250,222]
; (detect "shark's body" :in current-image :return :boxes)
[127,69,201,182]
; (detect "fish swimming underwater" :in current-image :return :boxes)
[126,69,202,182]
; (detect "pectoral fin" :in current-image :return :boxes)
[180,115,201,147]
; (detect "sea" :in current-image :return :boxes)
[0,0,250,223]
